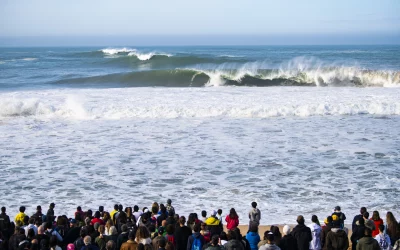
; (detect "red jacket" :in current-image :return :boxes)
[225,215,239,230]
[91,217,105,225]
[371,218,383,237]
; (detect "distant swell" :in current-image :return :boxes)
[53,68,400,87]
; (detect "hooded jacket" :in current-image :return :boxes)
[356,237,380,250]
[225,240,245,250]
[187,232,205,250]
[308,223,322,250]
[14,212,27,226]
[248,209,260,225]
[258,243,281,250]
[278,234,297,250]
[205,217,223,236]
[325,228,349,250]
[374,233,391,250]
[175,225,192,250]
[291,224,312,250]
[321,224,332,250]
[245,232,260,250]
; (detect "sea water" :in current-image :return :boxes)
[0,46,399,224]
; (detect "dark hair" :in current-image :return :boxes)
[27,228,35,239]
[363,212,370,219]
[45,222,52,230]
[77,206,82,211]
[20,206,26,213]
[220,232,228,241]
[99,206,104,212]
[227,230,237,240]
[271,226,282,239]
[1,207,5,213]
[159,238,166,248]
[106,240,116,250]
[193,223,201,233]
[365,227,372,236]
[165,241,174,250]
[118,205,123,211]
[217,209,222,215]
[251,202,257,208]
[266,233,274,242]
[249,223,258,233]
[114,204,118,210]
[134,205,139,212]
[49,235,58,248]
[297,215,305,225]
[179,216,186,225]
[358,218,365,225]
[94,211,100,219]
[263,230,271,240]
[211,234,219,245]
[80,228,88,238]
[166,224,174,235]
[137,243,145,250]
[229,208,238,219]
[378,224,385,232]
[327,216,333,223]
[372,211,380,221]
[201,211,206,217]
[360,207,367,214]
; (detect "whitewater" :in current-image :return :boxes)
[0,46,399,223]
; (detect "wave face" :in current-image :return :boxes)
[1,45,400,89]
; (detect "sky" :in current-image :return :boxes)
[0,0,399,45]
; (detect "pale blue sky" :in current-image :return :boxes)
[1,0,399,45]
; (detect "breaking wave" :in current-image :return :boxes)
[53,67,400,87]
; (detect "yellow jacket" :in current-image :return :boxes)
[14,212,26,225]
[205,216,221,226]
[110,209,118,220]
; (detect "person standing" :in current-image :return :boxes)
[174,216,192,250]
[225,208,239,231]
[308,215,322,250]
[291,216,312,250]
[356,228,380,250]
[46,203,55,223]
[248,202,261,229]
[325,222,348,250]
[0,207,11,240]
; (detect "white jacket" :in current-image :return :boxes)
[308,223,322,250]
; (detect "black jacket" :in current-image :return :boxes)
[278,234,298,250]
[291,224,312,250]
[351,225,366,250]
[63,226,81,245]
[352,215,363,231]
[175,226,192,250]
[117,232,129,250]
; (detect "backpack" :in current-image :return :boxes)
[379,236,389,249]
[45,229,54,238]
[191,235,203,250]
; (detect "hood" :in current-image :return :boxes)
[359,237,377,245]
[263,243,280,250]
[309,223,321,231]
[205,217,220,226]
[331,228,347,237]
[193,232,202,238]
[227,240,242,248]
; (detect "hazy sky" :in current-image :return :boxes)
[1,0,399,45]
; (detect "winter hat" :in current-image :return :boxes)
[282,225,291,235]
[67,244,75,250]
[210,210,217,216]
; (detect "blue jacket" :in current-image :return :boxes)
[246,232,260,250]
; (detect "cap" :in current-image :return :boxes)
[334,206,341,211]
[167,199,172,204]
[210,210,217,216]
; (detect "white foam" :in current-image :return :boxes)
[0,87,399,224]
[128,51,172,61]
[21,58,38,61]
[101,48,136,55]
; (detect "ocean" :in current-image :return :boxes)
[0,45,399,224]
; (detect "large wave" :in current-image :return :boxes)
[54,67,400,87]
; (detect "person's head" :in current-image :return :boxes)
[166,224,174,235]
[251,202,257,208]
[360,207,367,215]
[27,228,35,238]
[161,220,167,227]
[266,232,274,244]
[1,207,5,213]
[165,241,174,250]
[220,231,228,241]
[94,211,100,219]
[372,211,380,221]
[201,210,206,218]
[364,227,372,237]
[50,203,55,209]
[167,199,172,205]
[363,212,369,219]
[296,215,305,225]
[47,236,57,248]
[211,234,219,246]
[249,223,258,233]
[121,224,128,233]
[271,226,281,238]
[128,230,136,240]
[19,206,26,213]
[159,238,166,248]
[200,223,207,231]
[28,217,35,225]
[137,243,145,250]
[37,226,44,235]
[386,211,396,224]
[378,224,385,233]
[334,206,341,212]
[282,225,291,236]
[69,219,77,227]
[109,226,117,236]
[77,206,82,212]
[179,216,186,226]
[325,216,333,225]
[114,204,118,211]
[229,208,237,219]
[45,222,52,230]
[193,223,201,233]
[106,240,116,250]
[99,206,104,213]
[86,210,93,218]
[136,226,150,240]
[217,209,222,215]
[311,215,319,224]
[134,205,139,212]
[84,236,91,246]
[67,244,75,250]
[98,225,105,234]
[227,230,237,240]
